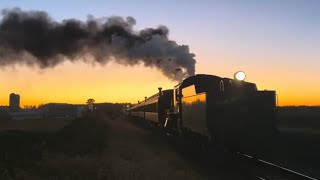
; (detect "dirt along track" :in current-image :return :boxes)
[106,115,249,180]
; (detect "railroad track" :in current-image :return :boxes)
[131,117,318,179]
[236,152,318,180]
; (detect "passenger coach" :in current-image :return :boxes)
[128,89,173,127]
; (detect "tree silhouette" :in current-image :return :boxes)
[86,98,95,105]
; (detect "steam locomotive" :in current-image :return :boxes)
[127,72,277,153]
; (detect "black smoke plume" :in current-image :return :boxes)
[0,8,196,81]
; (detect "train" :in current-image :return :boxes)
[126,71,277,154]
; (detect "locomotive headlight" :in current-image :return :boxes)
[234,71,246,81]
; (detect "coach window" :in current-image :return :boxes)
[220,80,224,92]
[182,85,196,97]
[145,102,157,113]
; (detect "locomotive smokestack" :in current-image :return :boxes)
[0,8,196,81]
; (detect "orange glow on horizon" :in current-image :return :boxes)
[0,61,176,107]
[0,57,319,107]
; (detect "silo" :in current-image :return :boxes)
[9,93,20,112]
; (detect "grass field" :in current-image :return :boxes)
[0,118,73,133]
[0,111,218,180]
[0,111,110,179]
[277,106,320,134]
[1,105,319,179]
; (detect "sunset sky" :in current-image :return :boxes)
[0,0,319,106]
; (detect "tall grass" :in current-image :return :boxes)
[277,106,320,133]
[0,111,110,179]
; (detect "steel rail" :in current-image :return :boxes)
[238,152,318,180]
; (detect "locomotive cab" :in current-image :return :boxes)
[170,74,277,153]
